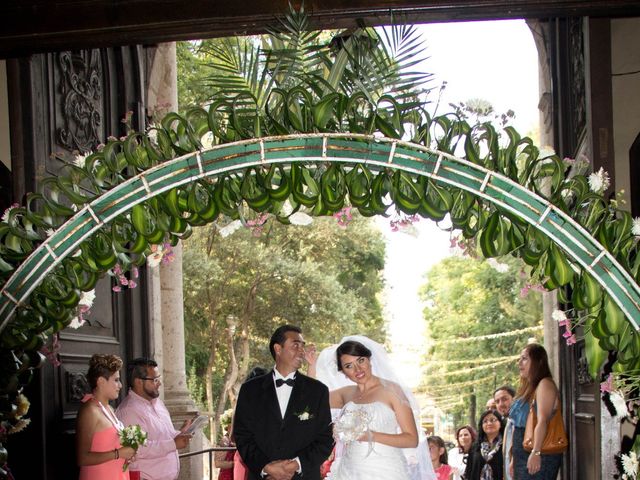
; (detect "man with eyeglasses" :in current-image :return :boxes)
[116,358,193,480]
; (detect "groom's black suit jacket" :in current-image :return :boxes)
[233,371,334,480]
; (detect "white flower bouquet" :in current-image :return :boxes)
[333,408,371,444]
[119,424,148,471]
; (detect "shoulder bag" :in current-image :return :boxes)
[522,397,568,454]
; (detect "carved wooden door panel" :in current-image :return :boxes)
[561,338,600,480]
[6,46,151,480]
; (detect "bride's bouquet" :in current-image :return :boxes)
[119,424,148,471]
[333,408,371,444]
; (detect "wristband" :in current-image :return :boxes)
[532,450,541,456]
[114,448,119,460]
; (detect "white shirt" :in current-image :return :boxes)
[273,368,296,418]
[264,368,301,476]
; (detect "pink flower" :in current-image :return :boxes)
[112,285,122,292]
[562,329,573,339]
[132,266,139,279]
[600,374,614,393]
[565,334,577,345]
[128,280,137,289]
[334,207,353,228]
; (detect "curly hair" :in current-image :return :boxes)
[87,354,123,390]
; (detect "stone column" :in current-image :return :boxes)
[147,42,203,480]
[527,19,560,377]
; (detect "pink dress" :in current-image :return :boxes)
[233,450,248,480]
[79,395,129,480]
[435,463,453,480]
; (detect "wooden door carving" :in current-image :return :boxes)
[6,45,151,480]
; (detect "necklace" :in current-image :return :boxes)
[93,397,124,432]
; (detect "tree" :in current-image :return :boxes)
[419,254,542,426]
[182,212,386,440]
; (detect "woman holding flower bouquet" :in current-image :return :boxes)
[309,336,436,480]
[76,354,136,479]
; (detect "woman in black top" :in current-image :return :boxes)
[464,409,505,480]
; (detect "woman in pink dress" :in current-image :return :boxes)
[76,354,136,480]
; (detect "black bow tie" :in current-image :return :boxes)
[275,378,295,388]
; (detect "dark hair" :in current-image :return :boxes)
[269,325,302,359]
[127,357,158,386]
[476,409,504,443]
[87,354,123,390]
[494,385,516,398]
[336,340,372,371]
[245,366,268,382]
[516,343,553,402]
[427,435,448,465]
[455,425,477,453]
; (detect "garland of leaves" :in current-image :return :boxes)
[0,86,640,473]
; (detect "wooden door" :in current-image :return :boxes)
[5,46,152,480]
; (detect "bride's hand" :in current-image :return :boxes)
[357,430,375,443]
[304,345,317,366]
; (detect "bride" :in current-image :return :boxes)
[308,335,435,480]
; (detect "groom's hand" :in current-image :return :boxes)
[264,460,297,480]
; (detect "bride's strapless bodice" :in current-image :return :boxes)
[329,401,410,479]
[343,401,400,434]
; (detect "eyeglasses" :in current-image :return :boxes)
[140,376,161,384]
[482,417,499,424]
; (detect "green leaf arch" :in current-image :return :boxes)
[1,103,640,382]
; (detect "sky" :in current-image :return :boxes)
[381,19,539,388]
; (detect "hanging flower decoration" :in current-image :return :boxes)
[588,167,611,194]
[68,289,96,329]
[245,213,270,237]
[333,206,353,228]
[389,213,419,232]
[621,450,639,480]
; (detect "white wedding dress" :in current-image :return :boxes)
[329,401,411,480]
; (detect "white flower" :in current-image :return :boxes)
[632,218,640,237]
[1,203,19,223]
[68,316,85,329]
[588,167,610,194]
[299,412,310,421]
[551,309,567,322]
[44,228,55,237]
[218,220,242,238]
[289,212,313,226]
[621,451,638,479]
[146,125,159,145]
[78,289,96,308]
[200,131,214,150]
[73,152,91,168]
[486,258,509,273]
[610,391,629,418]
[147,247,164,268]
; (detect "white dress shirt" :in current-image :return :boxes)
[273,368,296,418]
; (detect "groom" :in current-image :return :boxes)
[233,325,333,480]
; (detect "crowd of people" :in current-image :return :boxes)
[428,344,565,480]
[75,327,565,480]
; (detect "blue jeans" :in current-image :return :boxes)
[512,427,562,480]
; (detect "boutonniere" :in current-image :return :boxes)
[295,407,314,421]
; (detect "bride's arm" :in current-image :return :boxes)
[361,396,418,448]
[305,346,347,409]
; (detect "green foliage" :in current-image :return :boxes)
[420,255,542,424]
[182,213,386,426]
